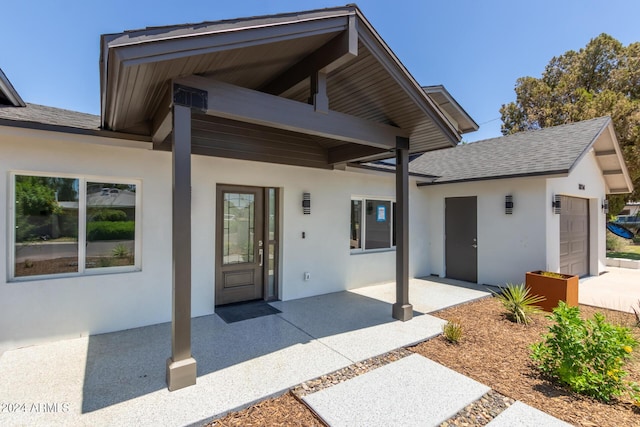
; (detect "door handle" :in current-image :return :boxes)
[259,248,264,266]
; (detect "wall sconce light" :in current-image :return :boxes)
[505,195,513,214]
[602,198,609,214]
[552,195,561,214]
[302,192,311,214]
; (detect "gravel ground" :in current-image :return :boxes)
[208,297,640,426]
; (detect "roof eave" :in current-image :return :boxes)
[101,5,461,148]
[416,170,569,187]
[353,8,460,145]
[0,68,26,107]
[422,85,479,134]
[567,117,633,195]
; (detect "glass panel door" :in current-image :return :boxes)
[222,192,255,265]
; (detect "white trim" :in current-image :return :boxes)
[8,171,142,282]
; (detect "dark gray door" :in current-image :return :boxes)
[559,196,589,277]
[445,196,478,283]
[216,185,264,305]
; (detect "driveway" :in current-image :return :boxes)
[579,267,640,313]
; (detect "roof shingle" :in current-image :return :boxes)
[410,117,611,184]
[0,103,100,130]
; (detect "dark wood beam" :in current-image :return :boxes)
[177,75,407,149]
[393,137,412,322]
[166,104,197,391]
[260,16,357,96]
[152,84,173,144]
[310,71,329,113]
[328,143,391,164]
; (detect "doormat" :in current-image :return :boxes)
[215,300,281,324]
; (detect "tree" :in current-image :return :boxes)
[500,34,640,209]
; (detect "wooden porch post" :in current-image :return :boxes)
[393,137,413,321]
[166,103,197,391]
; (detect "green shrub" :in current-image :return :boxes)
[492,283,545,325]
[606,230,626,251]
[442,319,463,344]
[89,209,128,222]
[87,221,135,241]
[633,234,640,245]
[531,302,639,402]
[98,258,113,267]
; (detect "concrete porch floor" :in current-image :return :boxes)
[0,277,489,427]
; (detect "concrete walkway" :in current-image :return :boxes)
[303,354,571,427]
[580,267,640,313]
[0,277,490,427]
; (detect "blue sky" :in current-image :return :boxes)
[2,1,639,142]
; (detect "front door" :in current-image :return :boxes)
[216,185,264,305]
[445,196,478,283]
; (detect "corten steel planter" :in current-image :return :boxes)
[525,271,579,312]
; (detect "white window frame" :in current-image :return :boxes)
[8,171,142,281]
[350,196,396,253]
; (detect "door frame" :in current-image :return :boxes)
[214,184,279,305]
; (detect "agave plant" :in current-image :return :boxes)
[111,243,130,258]
[492,283,545,325]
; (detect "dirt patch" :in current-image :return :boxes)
[207,298,640,426]
[15,256,133,277]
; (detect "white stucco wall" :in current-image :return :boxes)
[422,177,548,286]
[422,149,608,287]
[0,127,429,350]
[546,150,608,275]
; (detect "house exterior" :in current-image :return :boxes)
[0,6,632,390]
[411,117,632,285]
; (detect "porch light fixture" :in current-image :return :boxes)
[602,198,609,214]
[505,195,514,215]
[302,192,311,215]
[552,195,561,214]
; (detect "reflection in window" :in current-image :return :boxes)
[350,198,396,252]
[12,174,140,279]
[86,182,136,268]
[350,200,362,249]
[267,188,278,299]
[365,200,391,249]
[223,193,255,265]
[14,175,79,277]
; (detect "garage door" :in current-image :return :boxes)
[559,196,589,277]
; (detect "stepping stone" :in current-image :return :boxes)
[487,401,573,426]
[303,354,490,426]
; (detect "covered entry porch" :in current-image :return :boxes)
[0,278,489,426]
[100,5,463,390]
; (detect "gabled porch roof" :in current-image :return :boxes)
[100,5,462,166]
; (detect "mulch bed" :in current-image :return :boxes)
[15,256,133,276]
[411,298,640,427]
[208,297,640,427]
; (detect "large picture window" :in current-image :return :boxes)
[350,197,396,252]
[11,173,140,279]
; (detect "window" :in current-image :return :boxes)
[350,197,396,252]
[11,173,140,279]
